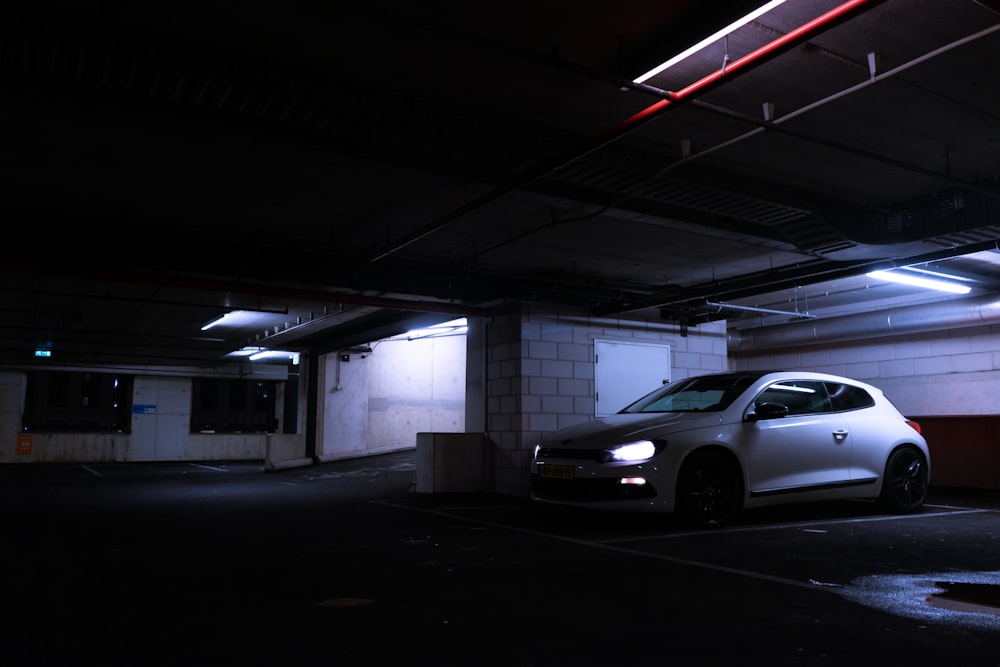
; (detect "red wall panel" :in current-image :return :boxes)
[911,416,1000,490]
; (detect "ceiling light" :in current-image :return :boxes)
[248,349,300,364]
[633,0,789,83]
[202,310,256,330]
[230,346,263,357]
[866,269,972,294]
[201,309,287,330]
[404,318,468,341]
[227,346,301,364]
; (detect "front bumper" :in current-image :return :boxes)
[530,473,657,502]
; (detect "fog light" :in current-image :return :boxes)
[620,477,647,485]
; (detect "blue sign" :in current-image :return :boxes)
[133,404,157,414]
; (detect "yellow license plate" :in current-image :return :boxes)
[539,464,574,480]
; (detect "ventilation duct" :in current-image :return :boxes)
[728,294,1000,351]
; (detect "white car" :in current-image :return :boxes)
[530,371,930,527]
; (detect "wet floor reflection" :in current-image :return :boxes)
[929,582,1000,617]
[841,570,1000,630]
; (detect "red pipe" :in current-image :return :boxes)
[370,0,882,263]
[674,0,879,99]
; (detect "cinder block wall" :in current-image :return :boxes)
[486,303,729,497]
[732,325,1000,416]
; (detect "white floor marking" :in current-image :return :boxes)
[374,500,998,604]
[374,500,837,594]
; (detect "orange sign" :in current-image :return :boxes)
[16,434,32,455]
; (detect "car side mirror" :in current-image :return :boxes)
[747,402,790,422]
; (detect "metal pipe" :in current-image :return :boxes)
[705,301,816,319]
[604,236,1000,318]
[368,0,882,263]
[728,294,1000,351]
[643,21,1000,199]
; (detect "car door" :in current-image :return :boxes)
[828,383,885,483]
[743,379,852,493]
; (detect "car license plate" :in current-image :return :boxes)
[539,464,574,479]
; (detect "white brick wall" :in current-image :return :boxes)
[733,327,1000,416]
[486,303,729,496]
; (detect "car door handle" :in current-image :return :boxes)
[832,430,848,441]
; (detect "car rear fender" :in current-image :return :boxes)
[850,428,929,483]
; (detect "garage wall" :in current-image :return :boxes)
[316,350,370,461]
[316,329,467,463]
[0,371,285,463]
[368,333,466,447]
[487,302,728,497]
[731,324,1000,415]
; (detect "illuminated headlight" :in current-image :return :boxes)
[605,440,657,462]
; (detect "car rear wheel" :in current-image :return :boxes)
[676,449,743,527]
[879,446,928,513]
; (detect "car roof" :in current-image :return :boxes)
[694,370,878,389]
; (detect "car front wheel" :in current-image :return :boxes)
[676,449,743,527]
[879,446,928,513]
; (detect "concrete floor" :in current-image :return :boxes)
[1,450,999,666]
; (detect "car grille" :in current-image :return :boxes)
[531,475,657,501]
[535,447,606,462]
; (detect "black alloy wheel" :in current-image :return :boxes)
[676,449,744,527]
[879,446,928,513]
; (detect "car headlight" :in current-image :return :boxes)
[604,440,658,462]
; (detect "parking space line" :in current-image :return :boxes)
[374,500,844,594]
[188,463,229,472]
[375,499,998,601]
[600,507,995,544]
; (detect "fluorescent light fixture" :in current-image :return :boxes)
[202,310,252,330]
[201,310,280,330]
[248,349,300,364]
[227,346,299,364]
[866,269,972,294]
[634,0,789,83]
[405,318,468,341]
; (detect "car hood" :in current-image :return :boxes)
[540,411,721,449]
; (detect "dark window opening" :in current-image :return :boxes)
[191,378,280,433]
[23,371,133,433]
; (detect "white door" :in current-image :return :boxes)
[594,340,671,416]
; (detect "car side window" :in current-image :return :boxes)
[754,380,832,416]
[826,383,875,411]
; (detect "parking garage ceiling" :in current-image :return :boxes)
[2,0,1000,368]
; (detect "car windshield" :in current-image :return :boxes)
[620,373,762,414]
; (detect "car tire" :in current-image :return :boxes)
[676,449,744,527]
[879,446,928,513]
